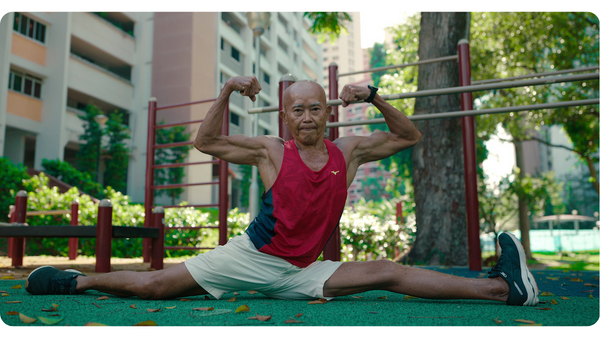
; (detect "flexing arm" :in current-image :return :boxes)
[335,85,421,166]
[194,76,270,166]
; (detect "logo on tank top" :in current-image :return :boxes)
[331,170,339,175]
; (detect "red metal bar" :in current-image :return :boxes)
[156,98,217,111]
[278,75,296,140]
[143,98,157,262]
[162,203,219,209]
[165,246,215,251]
[458,40,482,271]
[152,181,219,190]
[11,191,27,267]
[153,140,195,150]
[68,201,79,260]
[153,160,219,170]
[396,201,404,225]
[323,63,341,262]
[218,102,229,246]
[154,119,204,129]
[8,205,15,258]
[95,199,113,273]
[165,226,219,230]
[151,206,165,270]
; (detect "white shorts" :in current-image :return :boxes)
[184,233,343,300]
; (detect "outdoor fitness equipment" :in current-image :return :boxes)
[247,39,599,271]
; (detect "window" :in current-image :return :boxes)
[263,72,270,85]
[221,38,224,50]
[230,112,240,126]
[231,46,240,62]
[9,70,42,99]
[13,13,46,43]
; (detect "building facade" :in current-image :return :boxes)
[0,12,154,202]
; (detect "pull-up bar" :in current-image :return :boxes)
[337,55,459,78]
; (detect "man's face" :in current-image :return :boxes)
[280,81,332,145]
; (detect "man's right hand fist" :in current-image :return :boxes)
[225,76,262,102]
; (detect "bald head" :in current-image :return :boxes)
[282,80,327,112]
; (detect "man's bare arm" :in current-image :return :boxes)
[194,76,270,166]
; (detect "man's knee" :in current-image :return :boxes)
[137,272,170,300]
[367,260,401,285]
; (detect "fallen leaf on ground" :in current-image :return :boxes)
[584,283,598,287]
[255,314,272,321]
[562,269,570,273]
[551,299,557,305]
[234,292,240,296]
[134,320,157,326]
[565,277,570,280]
[538,301,547,304]
[130,304,137,309]
[39,316,64,325]
[192,307,214,311]
[540,292,554,296]
[19,313,37,324]
[165,306,176,309]
[235,305,250,313]
[295,313,303,318]
[97,296,109,300]
[592,276,598,280]
[227,297,236,302]
[285,317,305,324]
[308,298,327,304]
[248,290,258,295]
[494,317,502,324]
[590,295,594,299]
[560,297,570,300]
[84,322,107,326]
[546,277,559,281]
[5,311,19,315]
[351,296,363,299]
[2,293,9,297]
[10,285,22,289]
[536,308,552,311]
[147,308,161,313]
[92,302,101,308]
[582,290,594,293]
[48,314,60,317]
[42,308,58,312]
[369,311,378,314]
[5,301,21,304]
[570,278,584,282]
[180,298,191,302]
[514,319,536,324]
[1,276,14,280]
[404,295,419,300]
[377,296,387,299]
[0,290,7,293]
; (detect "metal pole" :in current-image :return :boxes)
[96,126,101,183]
[337,55,459,78]
[11,191,27,267]
[458,39,482,271]
[68,201,79,260]
[95,199,113,273]
[143,98,157,262]
[218,102,230,246]
[278,74,296,140]
[472,65,599,85]
[323,62,340,262]
[249,72,599,114]
[150,206,165,270]
[8,205,15,258]
[249,34,261,222]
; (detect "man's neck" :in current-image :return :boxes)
[294,138,327,154]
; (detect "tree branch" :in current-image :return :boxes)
[525,136,585,157]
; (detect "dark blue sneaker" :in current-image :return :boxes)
[25,266,85,295]
[488,232,539,306]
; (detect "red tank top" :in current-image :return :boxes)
[245,139,348,267]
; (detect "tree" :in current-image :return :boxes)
[103,111,130,194]
[77,105,105,181]
[154,122,193,205]
[303,12,352,43]
[406,12,469,266]
[369,42,388,87]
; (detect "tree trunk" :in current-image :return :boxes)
[586,156,599,194]
[514,140,533,260]
[407,12,469,266]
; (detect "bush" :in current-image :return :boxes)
[0,157,29,222]
[41,159,104,199]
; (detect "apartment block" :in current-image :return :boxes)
[0,12,154,202]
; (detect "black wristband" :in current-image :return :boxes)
[365,85,378,103]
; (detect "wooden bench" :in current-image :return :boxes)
[0,191,165,272]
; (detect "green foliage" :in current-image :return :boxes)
[154,121,193,204]
[41,159,104,199]
[0,157,29,222]
[103,111,130,194]
[369,42,388,87]
[303,12,352,43]
[239,164,265,208]
[77,105,105,181]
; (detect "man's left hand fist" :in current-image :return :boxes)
[339,85,371,107]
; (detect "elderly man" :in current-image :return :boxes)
[26,76,538,306]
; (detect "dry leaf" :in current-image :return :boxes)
[296,313,303,318]
[204,295,210,300]
[134,320,157,326]
[234,292,240,296]
[494,317,503,324]
[6,311,19,315]
[1,293,9,297]
[147,308,161,313]
[351,296,363,299]
[11,285,22,289]
[540,292,554,296]
[369,311,378,314]
[97,296,109,300]
[514,319,536,324]
[308,298,327,304]
[248,290,258,295]
[285,317,305,324]
[5,301,22,304]
[560,296,570,300]
[0,290,7,293]
[39,316,64,325]
[581,290,594,293]
[404,295,419,300]
[130,304,137,309]
[180,298,191,301]
[235,305,250,313]
[165,306,176,309]
[19,313,37,324]
[551,299,557,305]
[536,307,552,311]
[592,276,599,280]
[377,296,387,299]
[192,307,214,311]
[1,276,14,280]
[546,277,559,281]
[584,283,598,287]
[227,297,236,302]
[255,314,272,321]
[84,322,108,326]
[562,269,570,273]
[92,302,101,308]
[42,308,58,312]
[590,295,594,299]
[570,278,584,282]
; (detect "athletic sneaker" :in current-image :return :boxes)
[25,266,85,295]
[488,232,539,306]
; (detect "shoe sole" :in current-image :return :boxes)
[502,233,539,306]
